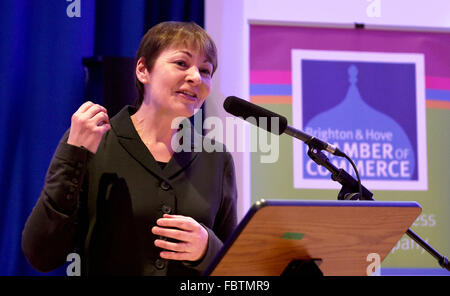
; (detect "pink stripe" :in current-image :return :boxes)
[250,70,291,84]
[426,76,450,90]
[251,72,450,92]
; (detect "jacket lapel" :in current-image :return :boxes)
[110,106,199,181]
[164,118,201,178]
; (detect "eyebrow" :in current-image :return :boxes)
[179,50,192,58]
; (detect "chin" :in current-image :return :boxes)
[182,102,204,117]
[173,106,197,119]
[167,98,204,119]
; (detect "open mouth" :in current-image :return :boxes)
[176,90,197,101]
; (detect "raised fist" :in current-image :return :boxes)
[67,101,111,154]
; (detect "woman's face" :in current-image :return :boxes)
[139,45,213,118]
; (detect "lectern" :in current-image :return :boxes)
[204,199,421,276]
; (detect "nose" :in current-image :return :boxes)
[186,66,201,86]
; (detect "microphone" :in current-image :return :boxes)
[223,96,345,157]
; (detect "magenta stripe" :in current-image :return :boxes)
[250,70,291,84]
[250,25,450,77]
[426,76,450,90]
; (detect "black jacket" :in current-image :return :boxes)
[22,105,237,275]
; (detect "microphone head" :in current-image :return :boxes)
[223,96,287,135]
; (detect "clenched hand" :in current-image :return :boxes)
[67,101,111,153]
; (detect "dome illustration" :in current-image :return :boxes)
[303,64,415,180]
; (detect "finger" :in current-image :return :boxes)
[77,101,94,113]
[156,216,195,231]
[159,250,191,261]
[163,214,191,218]
[84,104,108,119]
[91,111,109,126]
[94,123,111,134]
[151,226,190,242]
[154,239,189,253]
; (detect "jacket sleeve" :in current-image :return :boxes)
[21,130,93,272]
[186,150,238,272]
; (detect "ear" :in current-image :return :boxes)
[136,57,149,83]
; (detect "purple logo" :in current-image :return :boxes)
[292,50,427,190]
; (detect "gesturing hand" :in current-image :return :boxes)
[67,101,111,154]
[152,214,209,262]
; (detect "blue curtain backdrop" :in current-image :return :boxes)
[0,0,204,276]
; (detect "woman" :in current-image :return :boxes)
[22,21,237,276]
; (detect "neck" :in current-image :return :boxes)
[131,104,182,162]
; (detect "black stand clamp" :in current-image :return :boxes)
[281,259,323,276]
[306,146,373,200]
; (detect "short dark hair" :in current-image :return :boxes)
[134,21,218,109]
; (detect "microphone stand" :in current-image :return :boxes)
[306,146,373,201]
[305,144,450,272]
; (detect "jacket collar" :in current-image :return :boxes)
[110,105,200,181]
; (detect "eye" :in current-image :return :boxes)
[200,68,212,77]
[175,60,188,67]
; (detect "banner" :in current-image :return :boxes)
[249,24,450,274]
